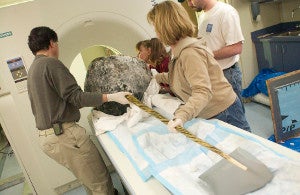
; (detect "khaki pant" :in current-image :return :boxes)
[39,123,114,195]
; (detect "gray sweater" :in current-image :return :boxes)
[27,55,103,130]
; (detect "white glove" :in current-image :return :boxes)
[167,118,183,133]
[107,92,132,104]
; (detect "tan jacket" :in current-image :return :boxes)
[155,37,236,123]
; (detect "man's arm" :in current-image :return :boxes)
[213,41,243,60]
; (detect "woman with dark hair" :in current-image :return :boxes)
[136,38,170,73]
[147,38,170,73]
[136,38,172,94]
[136,39,151,63]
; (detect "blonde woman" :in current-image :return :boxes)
[147,1,250,132]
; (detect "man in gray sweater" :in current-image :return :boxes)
[27,26,128,195]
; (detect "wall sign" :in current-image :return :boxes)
[0,31,13,39]
[267,70,300,142]
[6,57,28,92]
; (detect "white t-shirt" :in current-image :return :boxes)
[198,2,244,69]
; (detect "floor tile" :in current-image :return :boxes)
[244,102,274,139]
[0,182,24,195]
[0,148,22,179]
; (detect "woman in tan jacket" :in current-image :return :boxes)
[147,1,250,132]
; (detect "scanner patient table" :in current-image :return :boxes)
[90,95,300,194]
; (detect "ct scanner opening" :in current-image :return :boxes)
[70,44,121,89]
[56,11,151,69]
[60,11,151,92]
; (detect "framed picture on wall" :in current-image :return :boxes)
[267,70,300,143]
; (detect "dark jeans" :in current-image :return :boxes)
[213,98,251,132]
[223,62,245,113]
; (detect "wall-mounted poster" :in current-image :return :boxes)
[267,70,300,142]
[6,57,28,92]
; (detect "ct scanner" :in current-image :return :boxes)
[0,0,166,194]
[1,0,300,194]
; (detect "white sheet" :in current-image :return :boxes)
[132,119,300,194]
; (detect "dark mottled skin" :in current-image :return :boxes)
[84,55,152,115]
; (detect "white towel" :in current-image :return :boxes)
[92,110,127,135]
[93,77,161,134]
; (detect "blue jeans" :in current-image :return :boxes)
[213,98,251,132]
[223,63,245,113]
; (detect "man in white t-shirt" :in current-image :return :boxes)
[187,0,245,111]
